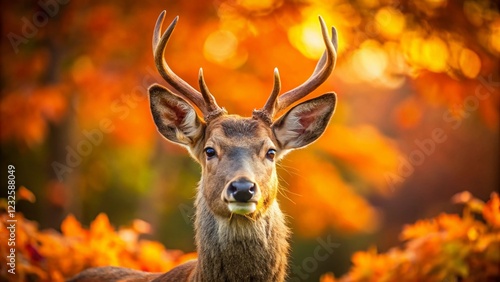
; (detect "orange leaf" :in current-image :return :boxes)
[400,218,438,241]
[18,186,36,203]
[483,192,500,228]
[319,272,337,282]
[90,213,114,236]
[61,214,86,238]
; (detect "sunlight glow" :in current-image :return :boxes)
[236,0,282,11]
[203,30,248,68]
[459,48,481,78]
[423,37,449,73]
[425,0,447,8]
[288,21,325,60]
[490,21,500,53]
[375,7,406,40]
[352,40,388,81]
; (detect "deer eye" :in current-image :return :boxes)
[204,147,217,159]
[266,149,276,161]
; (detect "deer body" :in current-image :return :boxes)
[70,10,338,282]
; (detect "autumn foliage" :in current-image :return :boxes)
[0,0,498,281]
[1,190,498,281]
[0,188,196,281]
[320,192,500,282]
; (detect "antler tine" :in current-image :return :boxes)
[252,68,281,124]
[313,26,338,75]
[265,68,282,114]
[275,16,338,113]
[199,68,226,121]
[154,11,223,119]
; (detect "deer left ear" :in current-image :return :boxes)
[272,93,336,150]
[149,84,205,147]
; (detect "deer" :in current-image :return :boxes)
[69,10,338,282]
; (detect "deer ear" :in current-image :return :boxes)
[149,84,204,146]
[272,93,336,150]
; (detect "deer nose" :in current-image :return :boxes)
[228,180,256,202]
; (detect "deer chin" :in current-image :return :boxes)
[228,202,257,215]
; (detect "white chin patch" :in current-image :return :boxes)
[228,202,257,215]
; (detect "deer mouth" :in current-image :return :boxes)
[227,201,257,215]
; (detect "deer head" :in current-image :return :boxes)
[149,11,337,223]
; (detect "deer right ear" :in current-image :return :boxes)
[149,84,204,146]
[272,93,336,150]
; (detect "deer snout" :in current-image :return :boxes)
[229,180,255,202]
[224,178,259,215]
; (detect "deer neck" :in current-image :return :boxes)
[192,196,290,282]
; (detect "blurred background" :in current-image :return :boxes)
[1,0,498,279]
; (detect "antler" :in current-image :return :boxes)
[253,16,338,122]
[153,11,225,121]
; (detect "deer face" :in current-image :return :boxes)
[150,84,335,219]
[199,116,279,218]
[148,11,338,220]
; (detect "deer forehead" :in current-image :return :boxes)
[204,116,276,151]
